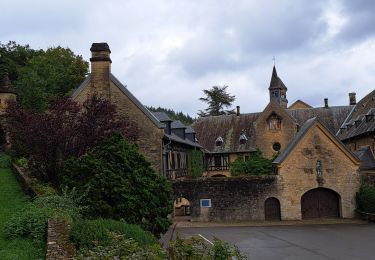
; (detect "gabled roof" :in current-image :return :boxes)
[354,146,375,170]
[288,99,312,109]
[337,89,375,140]
[269,66,287,90]
[185,126,195,134]
[72,73,163,128]
[255,100,297,126]
[273,117,360,165]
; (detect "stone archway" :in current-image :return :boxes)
[264,197,281,220]
[301,188,340,219]
[174,197,191,217]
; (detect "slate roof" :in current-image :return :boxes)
[165,133,202,148]
[171,120,186,129]
[287,105,353,134]
[269,66,287,90]
[192,113,260,153]
[152,111,172,122]
[337,89,375,141]
[354,146,375,170]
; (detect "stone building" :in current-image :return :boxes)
[182,66,371,221]
[0,71,17,114]
[73,43,200,177]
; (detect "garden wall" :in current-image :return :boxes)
[172,176,278,221]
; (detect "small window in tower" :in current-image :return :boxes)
[239,132,248,144]
[273,142,281,152]
[268,114,282,130]
[215,136,224,146]
[273,91,279,98]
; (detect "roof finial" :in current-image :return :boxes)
[272,56,276,66]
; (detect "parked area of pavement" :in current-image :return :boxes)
[162,221,375,260]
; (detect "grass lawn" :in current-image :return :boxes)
[0,168,44,259]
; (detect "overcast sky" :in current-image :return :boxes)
[2,0,375,116]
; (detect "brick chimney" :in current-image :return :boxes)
[349,92,356,105]
[324,98,329,108]
[90,43,111,98]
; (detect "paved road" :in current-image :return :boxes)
[167,224,375,260]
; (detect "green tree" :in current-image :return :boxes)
[198,85,235,117]
[62,134,173,236]
[15,46,88,110]
[147,106,195,125]
[230,149,275,176]
[0,41,42,82]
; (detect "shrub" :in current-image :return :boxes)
[0,152,11,168]
[62,134,173,236]
[357,185,375,213]
[169,234,247,259]
[4,192,83,243]
[14,157,28,168]
[231,149,274,176]
[76,232,166,259]
[191,149,204,179]
[70,219,158,249]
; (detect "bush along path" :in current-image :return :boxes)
[0,166,44,259]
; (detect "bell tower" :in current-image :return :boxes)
[268,66,288,108]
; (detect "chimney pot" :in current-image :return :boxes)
[324,98,328,108]
[349,92,356,105]
[236,106,240,116]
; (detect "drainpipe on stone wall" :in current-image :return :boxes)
[162,137,172,178]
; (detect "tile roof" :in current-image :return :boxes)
[192,113,260,153]
[287,105,353,134]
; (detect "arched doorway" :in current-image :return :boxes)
[264,197,281,221]
[301,188,340,219]
[174,197,190,217]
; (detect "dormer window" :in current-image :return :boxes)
[268,113,282,130]
[239,132,248,144]
[339,127,345,134]
[215,136,224,146]
[346,123,353,130]
[366,109,375,122]
[354,118,362,127]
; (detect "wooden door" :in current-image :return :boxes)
[265,197,281,220]
[301,188,340,219]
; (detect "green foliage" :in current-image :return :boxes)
[0,41,42,82]
[13,157,28,168]
[191,150,204,178]
[4,191,83,244]
[70,219,158,249]
[169,234,247,260]
[198,85,236,117]
[62,134,173,236]
[76,232,166,260]
[231,150,274,176]
[15,46,88,110]
[357,185,375,213]
[0,168,44,258]
[0,152,11,168]
[147,106,195,125]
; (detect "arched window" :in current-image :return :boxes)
[268,113,282,130]
[215,136,224,146]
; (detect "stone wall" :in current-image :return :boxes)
[173,176,278,221]
[46,219,75,260]
[278,124,360,219]
[362,172,375,186]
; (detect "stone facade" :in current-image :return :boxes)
[173,176,278,221]
[276,122,360,219]
[255,101,297,158]
[73,43,164,173]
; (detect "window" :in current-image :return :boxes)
[268,114,282,130]
[214,156,222,167]
[239,132,248,144]
[200,199,212,208]
[273,142,281,151]
[215,136,224,146]
[272,91,279,98]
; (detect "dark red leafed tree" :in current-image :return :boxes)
[5,94,138,186]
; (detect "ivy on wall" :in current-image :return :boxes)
[190,149,204,178]
[230,149,275,176]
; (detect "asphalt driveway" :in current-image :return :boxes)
[166,223,375,260]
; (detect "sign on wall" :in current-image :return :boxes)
[200,199,212,208]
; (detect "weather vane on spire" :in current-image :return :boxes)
[272,56,276,66]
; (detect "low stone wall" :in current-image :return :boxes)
[46,219,75,260]
[362,172,375,186]
[173,176,278,221]
[11,163,38,197]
